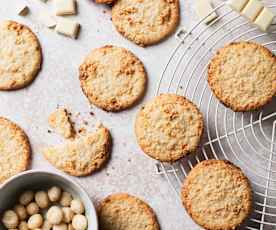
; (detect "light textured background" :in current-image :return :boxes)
[0,1,275,229]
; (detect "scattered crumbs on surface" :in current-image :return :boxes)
[122,142,126,147]
[89,111,94,116]
[83,120,88,126]
[103,10,106,14]
[128,159,131,163]
[110,17,112,21]
[56,104,60,109]
[111,166,115,170]
[76,112,81,117]
[106,172,110,176]
[47,130,52,133]
[78,127,86,134]
[179,86,183,89]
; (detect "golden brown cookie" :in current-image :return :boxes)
[181,160,253,230]
[0,117,31,183]
[208,41,276,112]
[112,0,180,46]
[0,20,42,90]
[98,193,160,230]
[79,45,147,112]
[135,94,204,162]
[43,126,111,176]
[48,108,75,139]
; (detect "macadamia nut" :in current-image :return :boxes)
[26,202,39,216]
[60,192,72,207]
[41,220,52,230]
[19,221,29,230]
[62,207,74,223]
[14,205,27,220]
[19,191,34,206]
[70,199,84,214]
[2,210,19,229]
[72,215,87,230]
[48,186,62,202]
[53,223,68,230]
[35,191,49,209]
[27,214,43,229]
[46,206,63,225]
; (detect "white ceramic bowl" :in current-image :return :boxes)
[0,170,98,230]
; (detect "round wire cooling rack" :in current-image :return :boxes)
[155,1,276,229]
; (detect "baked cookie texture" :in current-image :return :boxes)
[181,160,253,230]
[112,0,180,46]
[95,0,115,4]
[43,126,111,176]
[79,45,147,112]
[48,108,75,139]
[135,94,204,162]
[0,20,42,90]
[98,193,160,230]
[208,41,276,112]
[0,117,31,183]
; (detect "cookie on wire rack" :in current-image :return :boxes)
[98,193,160,230]
[0,117,31,183]
[181,160,253,230]
[135,94,204,162]
[111,0,180,46]
[79,45,147,112]
[0,20,42,90]
[208,41,276,112]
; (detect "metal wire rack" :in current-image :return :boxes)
[155,1,276,229]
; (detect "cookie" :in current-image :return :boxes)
[0,117,31,183]
[0,20,42,90]
[95,0,115,4]
[208,41,276,112]
[112,0,180,46]
[98,193,160,230]
[181,160,253,230]
[79,45,147,111]
[48,108,75,139]
[43,126,111,176]
[135,94,204,162]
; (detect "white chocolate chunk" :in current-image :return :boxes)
[241,0,263,21]
[54,0,76,16]
[227,0,249,12]
[39,12,57,28]
[195,0,218,24]
[17,5,29,16]
[254,7,275,31]
[56,18,80,39]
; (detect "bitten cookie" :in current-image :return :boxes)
[112,0,180,46]
[0,20,42,90]
[79,45,147,112]
[208,41,276,112]
[98,193,160,230]
[0,117,31,183]
[135,94,204,162]
[43,126,111,176]
[48,108,75,139]
[181,160,253,230]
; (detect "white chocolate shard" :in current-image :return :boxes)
[227,0,249,12]
[195,0,218,24]
[39,12,57,28]
[241,0,263,21]
[54,0,76,16]
[55,18,80,39]
[254,7,275,31]
[17,5,29,16]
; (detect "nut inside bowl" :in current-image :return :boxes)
[0,170,98,230]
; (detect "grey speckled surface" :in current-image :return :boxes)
[1,1,275,230]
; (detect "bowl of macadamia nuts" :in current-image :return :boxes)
[0,170,98,230]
